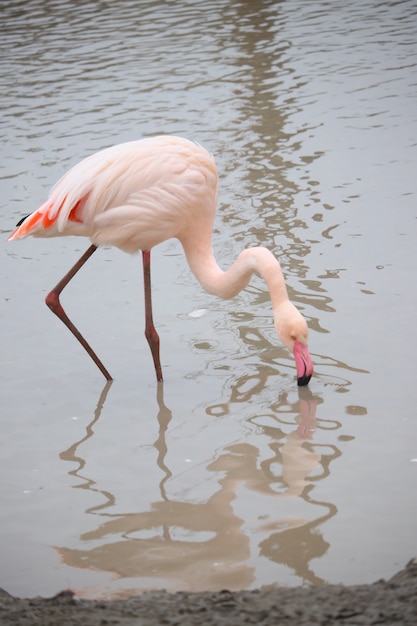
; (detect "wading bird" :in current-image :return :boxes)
[7,135,313,385]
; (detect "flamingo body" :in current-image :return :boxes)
[8,135,313,385]
[10,136,218,253]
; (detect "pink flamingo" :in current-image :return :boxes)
[7,135,313,385]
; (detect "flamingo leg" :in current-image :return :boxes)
[142,249,163,382]
[45,244,113,381]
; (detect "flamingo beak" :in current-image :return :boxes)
[293,340,313,386]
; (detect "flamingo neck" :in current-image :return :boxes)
[181,241,290,311]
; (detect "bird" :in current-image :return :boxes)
[7,135,313,386]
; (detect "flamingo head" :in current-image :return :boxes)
[275,304,313,386]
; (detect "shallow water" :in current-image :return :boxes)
[1,0,417,598]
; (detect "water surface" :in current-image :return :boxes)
[1,0,416,598]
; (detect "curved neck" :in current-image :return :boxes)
[181,240,290,310]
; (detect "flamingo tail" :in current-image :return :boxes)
[7,194,88,242]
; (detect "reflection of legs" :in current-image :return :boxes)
[45,244,113,381]
[142,249,163,382]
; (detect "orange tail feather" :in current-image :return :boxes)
[7,210,45,241]
[7,196,70,241]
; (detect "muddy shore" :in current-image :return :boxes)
[1,558,416,625]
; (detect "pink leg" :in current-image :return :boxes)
[142,249,163,382]
[45,244,113,381]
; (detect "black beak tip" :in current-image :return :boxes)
[297,374,312,387]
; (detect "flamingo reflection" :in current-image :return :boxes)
[56,380,347,592]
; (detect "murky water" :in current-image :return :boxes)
[1,0,417,599]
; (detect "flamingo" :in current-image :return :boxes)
[7,135,313,386]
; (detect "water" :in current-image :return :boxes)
[1,0,416,598]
